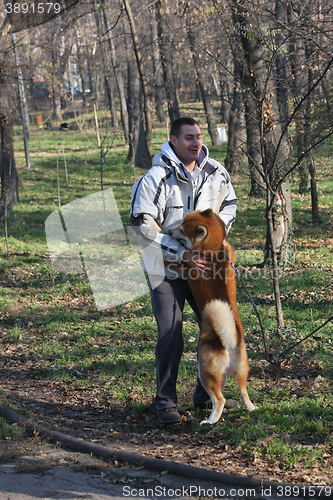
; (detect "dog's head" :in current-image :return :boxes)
[172,209,226,253]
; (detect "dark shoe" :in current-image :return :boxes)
[193,399,212,410]
[194,398,240,410]
[158,407,181,424]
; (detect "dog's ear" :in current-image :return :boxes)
[194,225,207,243]
[201,208,214,218]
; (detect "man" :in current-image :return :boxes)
[130,117,237,424]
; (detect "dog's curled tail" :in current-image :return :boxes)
[201,299,237,350]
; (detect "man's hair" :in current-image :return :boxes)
[170,117,199,138]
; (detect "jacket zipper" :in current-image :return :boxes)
[194,191,202,208]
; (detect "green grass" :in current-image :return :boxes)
[0,416,24,441]
[1,111,332,472]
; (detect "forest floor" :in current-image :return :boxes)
[1,360,332,489]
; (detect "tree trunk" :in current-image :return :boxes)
[321,79,333,119]
[287,4,310,194]
[13,34,30,140]
[155,0,180,124]
[220,77,231,124]
[51,60,62,122]
[13,35,30,170]
[123,0,153,162]
[230,33,263,196]
[224,80,245,174]
[151,20,166,123]
[92,0,118,128]
[0,60,19,219]
[239,66,263,197]
[75,28,87,106]
[126,40,150,169]
[186,17,221,146]
[308,154,320,222]
[274,0,289,125]
[127,69,139,164]
[103,4,129,142]
[50,41,62,123]
[264,180,294,267]
[304,46,320,222]
[266,190,285,328]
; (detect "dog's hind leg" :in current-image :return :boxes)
[200,395,225,425]
[198,349,229,425]
[233,345,257,411]
[199,382,225,425]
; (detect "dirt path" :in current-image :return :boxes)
[1,372,332,489]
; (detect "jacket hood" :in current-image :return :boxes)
[160,140,209,172]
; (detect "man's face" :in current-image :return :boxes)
[170,124,203,168]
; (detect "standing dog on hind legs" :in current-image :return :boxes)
[172,208,257,425]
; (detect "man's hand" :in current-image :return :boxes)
[182,250,214,275]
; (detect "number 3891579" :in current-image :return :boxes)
[5,2,61,14]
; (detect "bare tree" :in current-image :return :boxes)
[224,80,245,174]
[185,8,221,146]
[92,0,118,128]
[103,1,129,142]
[50,37,63,122]
[124,21,150,169]
[0,57,20,219]
[12,33,30,169]
[123,0,153,162]
[0,14,19,219]
[155,0,180,123]
[151,19,167,123]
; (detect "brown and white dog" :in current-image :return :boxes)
[172,208,256,424]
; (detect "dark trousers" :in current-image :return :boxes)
[149,277,209,410]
